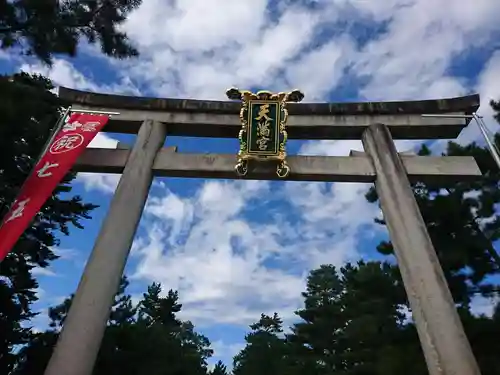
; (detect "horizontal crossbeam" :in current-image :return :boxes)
[59,88,480,140]
[74,148,482,184]
[71,106,469,139]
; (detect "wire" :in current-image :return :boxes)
[473,113,500,171]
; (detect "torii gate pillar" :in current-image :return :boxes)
[362,123,481,375]
[44,120,167,375]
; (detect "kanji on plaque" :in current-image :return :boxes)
[0,112,110,262]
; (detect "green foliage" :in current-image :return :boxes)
[0,0,142,64]
[233,262,500,375]
[365,132,500,306]
[286,262,423,375]
[491,100,500,124]
[0,73,97,374]
[231,262,426,375]
[13,278,213,375]
[233,313,290,375]
[211,360,229,375]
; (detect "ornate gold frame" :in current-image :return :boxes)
[226,88,304,178]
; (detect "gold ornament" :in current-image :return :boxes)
[226,88,304,178]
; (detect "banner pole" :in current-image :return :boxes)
[21,106,72,187]
[37,106,72,162]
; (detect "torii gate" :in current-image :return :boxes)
[44,87,483,375]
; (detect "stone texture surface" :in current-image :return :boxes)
[44,121,168,375]
[74,148,482,184]
[60,87,479,115]
[70,104,470,139]
[362,123,481,375]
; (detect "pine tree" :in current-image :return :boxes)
[13,278,215,375]
[0,0,142,64]
[491,100,500,124]
[0,72,97,374]
[211,360,229,375]
[286,262,427,375]
[233,313,290,375]
[135,283,213,375]
[365,129,500,307]
[12,276,135,375]
[138,283,182,329]
[289,265,345,375]
[21,280,214,375]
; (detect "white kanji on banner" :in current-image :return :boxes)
[81,122,99,132]
[63,121,99,132]
[36,162,60,178]
[5,198,30,223]
[49,134,84,154]
[62,121,81,132]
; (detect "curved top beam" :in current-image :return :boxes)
[59,87,480,116]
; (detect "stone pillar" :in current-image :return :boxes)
[362,123,481,375]
[44,120,167,375]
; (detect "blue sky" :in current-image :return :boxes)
[2,0,500,368]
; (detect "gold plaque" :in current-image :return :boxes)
[226,88,304,178]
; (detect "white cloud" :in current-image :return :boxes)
[51,247,79,261]
[0,49,13,61]
[352,0,500,101]
[77,170,120,194]
[124,0,268,52]
[76,133,121,193]
[112,0,348,99]
[284,38,355,101]
[130,177,370,326]
[19,59,141,95]
[87,133,118,149]
[210,340,245,366]
[32,267,57,277]
[470,294,500,317]
[34,287,46,300]
[132,180,331,326]
[457,51,500,145]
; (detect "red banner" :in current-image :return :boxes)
[0,112,110,262]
